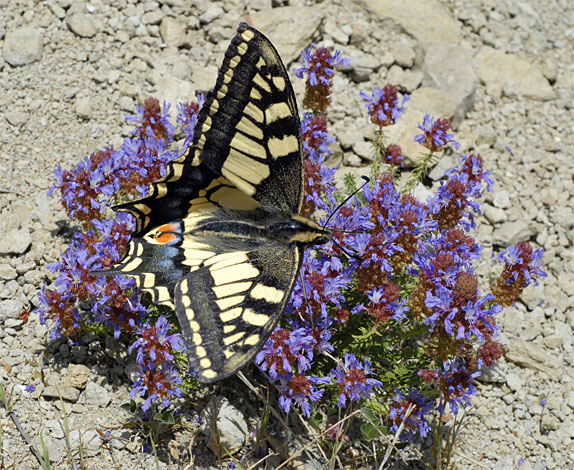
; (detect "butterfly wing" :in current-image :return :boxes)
[175,240,300,382]
[95,24,307,381]
[190,23,303,213]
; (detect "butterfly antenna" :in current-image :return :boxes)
[323,175,370,228]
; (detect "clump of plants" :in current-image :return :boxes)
[36,41,546,468]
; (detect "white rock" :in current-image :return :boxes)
[201,396,248,453]
[67,13,99,38]
[3,27,43,66]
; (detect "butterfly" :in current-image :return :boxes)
[94,23,332,383]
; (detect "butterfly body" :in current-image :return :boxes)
[95,23,328,382]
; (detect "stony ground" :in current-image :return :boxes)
[0,0,572,469]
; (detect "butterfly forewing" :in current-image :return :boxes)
[191,23,303,213]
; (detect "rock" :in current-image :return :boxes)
[250,0,271,11]
[199,5,224,25]
[493,190,511,209]
[74,96,93,120]
[482,203,507,225]
[343,152,362,167]
[477,364,506,384]
[83,381,111,407]
[475,125,497,147]
[152,74,194,112]
[386,66,424,93]
[554,322,573,352]
[474,46,555,100]
[0,299,24,321]
[118,96,134,112]
[33,434,64,462]
[391,44,416,68]
[159,17,186,48]
[0,264,17,280]
[65,364,92,389]
[249,6,325,63]
[42,385,81,402]
[366,0,461,45]
[5,110,28,127]
[352,140,373,162]
[504,340,562,380]
[44,419,66,439]
[506,372,522,392]
[550,205,574,230]
[422,43,478,126]
[492,221,535,247]
[67,13,98,38]
[3,27,43,66]
[540,414,561,432]
[69,429,102,453]
[201,396,248,454]
[324,18,349,45]
[48,3,66,19]
[141,11,163,26]
[345,49,381,82]
[428,154,457,181]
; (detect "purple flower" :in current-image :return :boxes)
[414,114,460,152]
[176,95,205,146]
[295,44,348,113]
[128,316,185,411]
[360,85,409,128]
[256,328,315,379]
[126,98,174,143]
[24,384,36,393]
[277,374,330,417]
[388,388,433,441]
[332,354,382,408]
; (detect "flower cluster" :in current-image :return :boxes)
[384,144,404,167]
[428,154,494,231]
[38,96,204,409]
[295,44,348,113]
[360,85,409,176]
[256,47,546,434]
[332,354,382,408]
[388,388,433,441]
[39,37,547,452]
[414,114,461,152]
[300,113,336,215]
[491,242,546,306]
[50,99,177,227]
[129,315,185,411]
[176,94,205,147]
[360,85,408,129]
[358,173,436,292]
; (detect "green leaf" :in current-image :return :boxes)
[360,422,387,441]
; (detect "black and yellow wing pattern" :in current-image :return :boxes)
[98,23,330,382]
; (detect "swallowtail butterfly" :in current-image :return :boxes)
[97,23,331,382]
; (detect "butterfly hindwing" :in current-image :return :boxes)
[175,241,300,383]
[102,176,262,306]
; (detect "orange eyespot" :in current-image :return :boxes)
[154,224,180,244]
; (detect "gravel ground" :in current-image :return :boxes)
[0,0,572,469]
